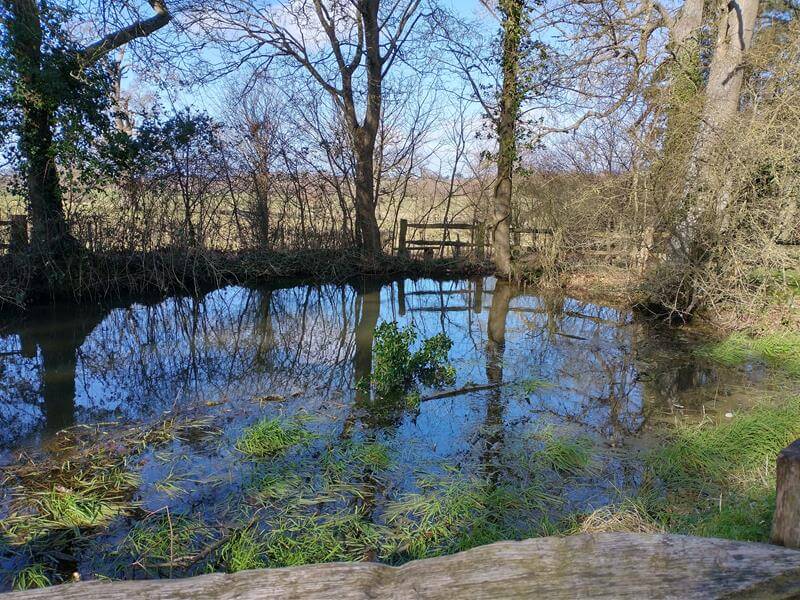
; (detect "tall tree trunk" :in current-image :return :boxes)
[353,135,382,256]
[493,0,524,279]
[678,0,760,255]
[353,0,384,258]
[6,0,71,255]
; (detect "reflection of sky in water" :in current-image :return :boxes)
[0,277,743,455]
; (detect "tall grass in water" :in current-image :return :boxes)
[696,333,800,377]
[647,397,800,541]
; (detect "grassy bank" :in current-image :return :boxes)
[0,248,493,309]
[696,333,800,378]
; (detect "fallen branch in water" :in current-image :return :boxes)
[420,383,506,402]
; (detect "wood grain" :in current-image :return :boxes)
[6,533,800,599]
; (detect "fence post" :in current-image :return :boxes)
[453,235,461,260]
[9,215,28,252]
[771,439,800,548]
[398,219,408,258]
[398,279,406,316]
[475,222,485,259]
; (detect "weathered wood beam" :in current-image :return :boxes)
[6,533,800,599]
[772,439,800,549]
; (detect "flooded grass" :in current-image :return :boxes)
[235,416,315,458]
[1,277,798,590]
[642,397,800,542]
[697,333,800,377]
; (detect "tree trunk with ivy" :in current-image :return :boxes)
[492,0,524,279]
[2,0,171,257]
[4,0,70,255]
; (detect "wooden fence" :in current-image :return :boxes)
[396,219,553,260]
[0,215,27,253]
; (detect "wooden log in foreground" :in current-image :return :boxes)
[772,439,800,548]
[6,533,800,599]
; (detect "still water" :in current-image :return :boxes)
[0,277,770,586]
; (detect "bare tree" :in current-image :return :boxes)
[197,0,423,257]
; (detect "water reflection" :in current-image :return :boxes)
[0,278,757,452]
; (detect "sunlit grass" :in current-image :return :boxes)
[644,397,800,542]
[235,416,315,458]
[696,333,800,377]
[264,509,384,567]
[532,428,596,475]
[12,564,51,591]
[126,512,209,565]
[219,527,267,572]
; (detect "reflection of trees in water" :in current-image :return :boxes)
[482,280,512,484]
[0,284,371,444]
[0,277,744,449]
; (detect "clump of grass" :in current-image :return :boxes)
[12,564,51,591]
[520,378,552,394]
[264,510,384,567]
[219,527,267,573]
[382,473,553,561]
[649,397,800,491]
[575,498,664,535]
[696,332,800,377]
[533,428,596,475]
[34,487,120,528]
[248,472,305,504]
[646,397,800,542]
[235,416,314,458]
[383,475,486,560]
[126,512,209,565]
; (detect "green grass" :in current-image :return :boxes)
[646,397,800,542]
[126,513,209,564]
[219,528,267,572]
[235,416,315,458]
[264,510,384,567]
[532,428,596,475]
[696,333,800,377]
[12,564,51,591]
[519,378,553,394]
[34,488,121,528]
[649,398,800,491]
[382,473,554,561]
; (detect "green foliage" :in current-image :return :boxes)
[366,322,455,399]
[236,416,314,458]
[219,528,267,573]
[12,564,50,591]
[696,333,800,377]
[0,1,122,191]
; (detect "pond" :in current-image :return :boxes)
[0,277,777,589]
